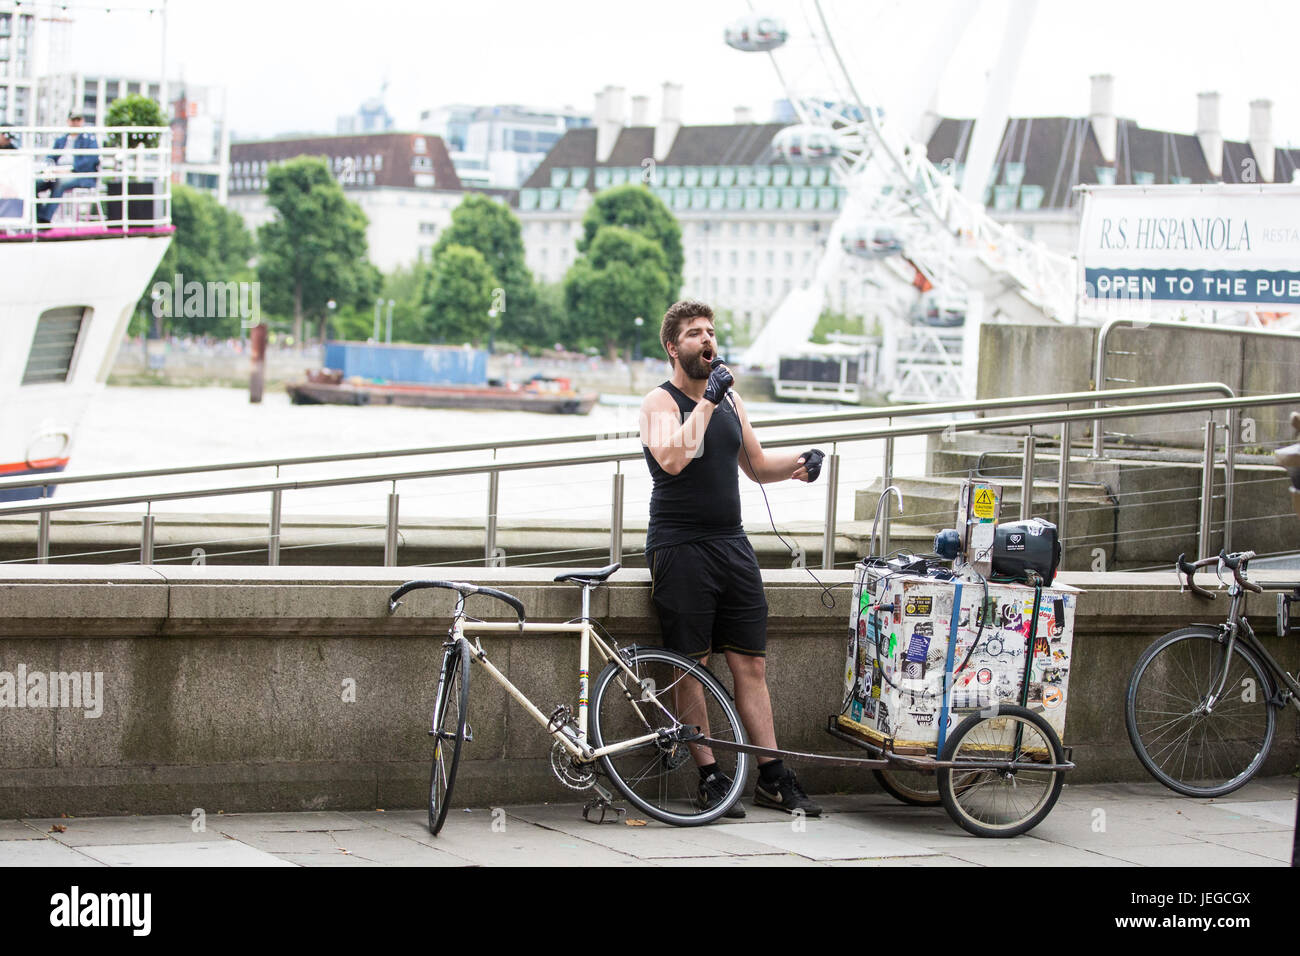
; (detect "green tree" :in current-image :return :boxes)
[421,244,497,345]
[578,184,683,296]
[137,184,255,337]
[331,263,427,343]
[811,309,866,344]
[563,226,672,357]
[431,194,536,342]
[256,156,374,344]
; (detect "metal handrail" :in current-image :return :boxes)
[1092,318,1300,457]
[0,381,1238,495]
[5,392,1299,570]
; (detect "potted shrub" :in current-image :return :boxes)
[102,93,167,226]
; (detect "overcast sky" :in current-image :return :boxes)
[58,0,1300,146]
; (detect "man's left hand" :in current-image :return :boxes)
[793,448,825,482]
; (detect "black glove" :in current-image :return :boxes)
[703,359,734,405]
[798,448,825,482]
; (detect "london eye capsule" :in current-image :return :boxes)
[772,124,838,162]
[724,15,789,52]
[842,222,904,259]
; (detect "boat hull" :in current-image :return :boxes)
[286,381,599,415]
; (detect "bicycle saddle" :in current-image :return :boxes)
[553,563,621,586]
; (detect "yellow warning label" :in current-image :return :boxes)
[972,488,997,519]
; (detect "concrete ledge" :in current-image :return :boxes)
[0,565,1296,817]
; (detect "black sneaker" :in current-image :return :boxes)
[698,771,746,819]
[753,769,822,816]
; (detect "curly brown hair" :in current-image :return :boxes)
[660,299,714,363]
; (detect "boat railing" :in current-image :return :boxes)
[1,382,1288,571]
[0,125,173,237]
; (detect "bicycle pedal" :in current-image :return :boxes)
[581,799,625,825]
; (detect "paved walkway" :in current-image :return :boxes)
[2,776,1295,867]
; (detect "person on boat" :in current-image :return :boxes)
[37,113,100,224]
[639,298,826,819]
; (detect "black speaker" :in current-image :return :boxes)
[991,518,1061,585]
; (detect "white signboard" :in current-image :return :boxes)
[0,153,33,226]
[1077,184,1300,309]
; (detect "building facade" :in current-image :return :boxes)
[227,132,474,271]
[420,102,591,190]
[0,2,38,126]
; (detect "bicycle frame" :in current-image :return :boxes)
[442,585,707,764]
[1208,589,1300,712]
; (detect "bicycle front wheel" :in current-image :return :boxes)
[428,640,469,835]
[937,704,1065,838]
[1125,626,1276,797]
[589,646,750,826]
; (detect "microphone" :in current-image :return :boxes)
[709,357,739,411]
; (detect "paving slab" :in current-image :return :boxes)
[77,840,295,867]
[1201,829,1295,864]
[725,818,936,861]
[826,854,980,867]
[503,803,780,858]
[0,839,103,866]
[1092,841,1287,867]
[662,853,825,867]
[0,820,45,840]
[358,808,646,867]
[1015,806,1198,851]
[829,809,988,848]
[1112,800,1292,836]
[276,852,384,867]
[21,815,214,847]
[1209,799,1297,827]
[943,836,1135,867]
[306,828,472,866]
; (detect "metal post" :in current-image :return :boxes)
[37,512,50,564]
[484,472,499,566]
[1223,408,1236,553]
[140,513,155,565]
[1056,422,1070,549]
[881,437,894,556]
[610,472,625,564]
[372,298,382,341]
[268,489,282,566]
[1199,419,1217,560]
[822,452,840,570]
[384,492,400,567]
[1020,434,1036,520]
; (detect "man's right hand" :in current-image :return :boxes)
[703,360,734,405]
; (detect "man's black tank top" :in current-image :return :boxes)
[643,381,744,553]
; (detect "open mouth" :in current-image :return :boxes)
[701,347,714,362]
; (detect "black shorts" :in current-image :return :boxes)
[648,536,768,659]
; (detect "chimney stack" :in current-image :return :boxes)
[655,81,683,162]
[597,85,625,163]
[734,105,753,125]
[1089,73,1117,165]
[1249,98,1274,183]
[1197,92,1223,179]
[631,94,650,127]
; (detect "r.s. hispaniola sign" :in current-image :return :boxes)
[1077,185,1300,308]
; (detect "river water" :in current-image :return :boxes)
[68,386,924,533]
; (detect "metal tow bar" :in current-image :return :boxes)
[694,734,1077,774]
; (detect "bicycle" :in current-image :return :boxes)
[1125,550,1300,798]
[387,564,752,834]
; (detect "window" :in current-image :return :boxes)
[1003,162,1025,187]
[23,307,88,385]
[766,251,774,267]
[1095,166,1116,186]
[729,250,738,267]
[551,167,567,188]
[1134,170,1155,185]
[1019,185,1044,210]
[700,167,717,187]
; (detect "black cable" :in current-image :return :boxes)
[727,392,840,609]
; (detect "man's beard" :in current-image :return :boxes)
[681,350,712,380]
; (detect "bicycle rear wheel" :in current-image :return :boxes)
[428,640,469,835]
[937,704,1064,838]
[873,768,941,806]
[1125,626,1276,797]
[588,646,750,826]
